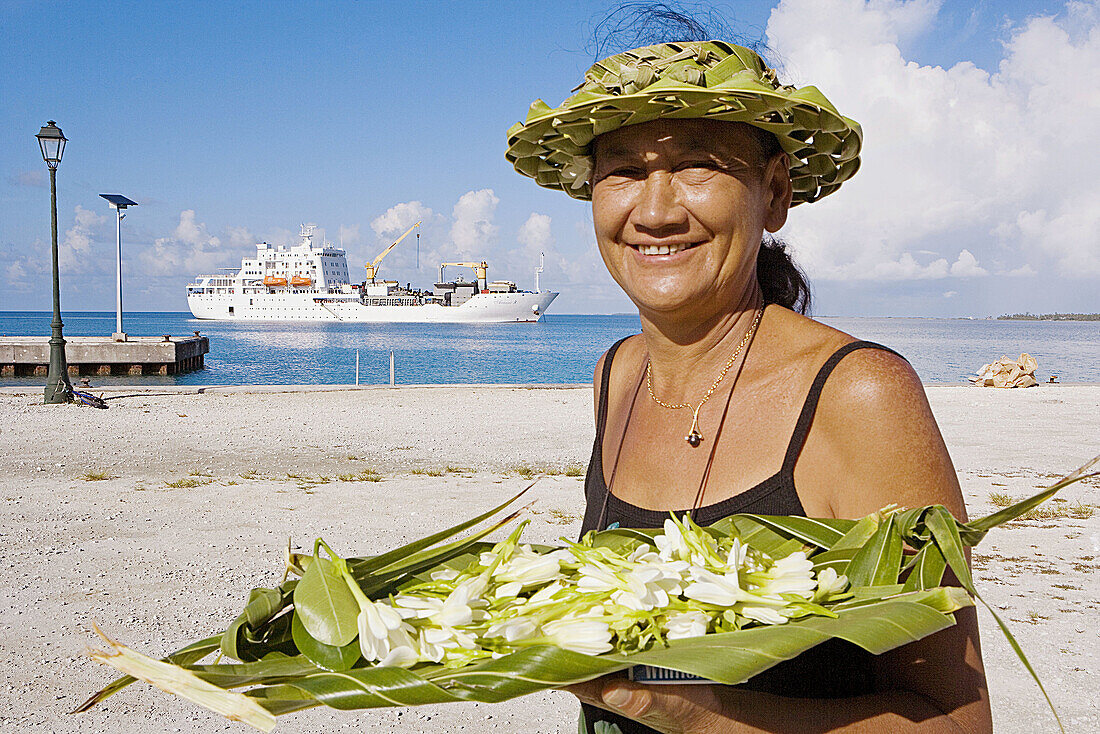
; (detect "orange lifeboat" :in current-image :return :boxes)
[290,275,312,287]
[263,276,288,287]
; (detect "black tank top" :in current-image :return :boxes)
[579,338,899,734]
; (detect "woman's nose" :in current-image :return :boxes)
[631,172,688,234]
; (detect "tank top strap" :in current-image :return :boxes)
[595,336,633,442]
[781,340,903,475]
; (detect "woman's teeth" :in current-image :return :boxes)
[636,243,695,256]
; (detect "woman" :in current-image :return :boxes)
[506,38,992,733]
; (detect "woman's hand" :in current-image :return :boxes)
[568,667,992,733]
[567,677,742,734]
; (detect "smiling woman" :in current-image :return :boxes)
[505,10,992,734]
[590,119,791,321]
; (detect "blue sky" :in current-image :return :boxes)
[2,0,1097,316]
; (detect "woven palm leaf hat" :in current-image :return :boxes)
[506,40,862,205]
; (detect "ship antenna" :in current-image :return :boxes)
[416,232,420,270]
[535,251,544,293]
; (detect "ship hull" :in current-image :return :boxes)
[187,291,558,323]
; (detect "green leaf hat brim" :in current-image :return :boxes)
[505,41,862,206]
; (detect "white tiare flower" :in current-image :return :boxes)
[357,600,419,666]
[655,516,721,567]
[494,581,523,600]
[753,552,815,598]
[429,567,461,582]
[576,553,686,611]
[665,610,711,639]
[770,551,815,580]
[492,545,567,587]
[542,618,613,655]
[486,616,538,643]
[628,548,690,583]
[683,567,749,607]
[614,563,685,611]
[655,518,691,562]
[379,644,420,668]
[739,605,792,625]
[725,537,748,570]
[576,563,619,594]
[525,580,564,606]
[395,576,488,628]
[812,567,849,602]
[419,624,480,663]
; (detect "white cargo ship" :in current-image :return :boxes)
[186,224,557,322]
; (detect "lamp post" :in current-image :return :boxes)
[99,194,138,341]
[36,120,72,404]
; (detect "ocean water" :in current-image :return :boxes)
[1,311,1097,386]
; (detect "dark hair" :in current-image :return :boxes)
[758,238,811,314]
[589,2,769,60]
[591,3,812,315]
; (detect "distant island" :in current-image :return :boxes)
[998,313,1100,321]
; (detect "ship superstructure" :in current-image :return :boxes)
[186,224,557,322]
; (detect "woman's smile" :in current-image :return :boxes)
[627,240,704,257]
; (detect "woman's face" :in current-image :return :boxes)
[591,119,790,319]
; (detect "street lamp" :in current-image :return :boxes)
[99,194,138,341]
[36,120,72,404]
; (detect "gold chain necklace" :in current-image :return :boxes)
[646,306,764,447]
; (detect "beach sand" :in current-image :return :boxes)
[0,384,1097,733]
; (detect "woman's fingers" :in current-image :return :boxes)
[567,678,732,734]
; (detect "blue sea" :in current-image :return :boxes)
[1,311,1097,386]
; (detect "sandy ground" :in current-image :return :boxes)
[0,384,1097,733]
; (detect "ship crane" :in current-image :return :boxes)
[365,221,421,282]
[439,261,489,291]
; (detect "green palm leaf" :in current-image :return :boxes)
[80,456,1099,732]
[847,513,903,586]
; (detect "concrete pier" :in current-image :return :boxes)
[0,334,208,376]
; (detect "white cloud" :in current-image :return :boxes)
[1014,202,1100,275]
[943,290,957,298]
[507,213,569,291]
[371,201,435,237]
[509,212,619,299]
[137,210,237,277]
[5,261,28,287]
[767,0,1100,281]
[60,205,107,272]
[450,189,499,256]
[800,247,988,280]
[8,170,46,188]
[337,224,361,247]
[872,252,948,280]
[949,249,988,277]
[517,212,553,254]
[226,225,256,249]
[1003,263,1037,276]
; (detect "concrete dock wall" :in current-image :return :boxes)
[0,335,208,376]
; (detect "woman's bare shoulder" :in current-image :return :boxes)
[592,334,646,384]
[757,307,860,378]
[591,334,647,418]
[797,331,964,518]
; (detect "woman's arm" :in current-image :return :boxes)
[571,347,992,733]
[801,347,990,731]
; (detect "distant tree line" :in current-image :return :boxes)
[997,313,1100,321]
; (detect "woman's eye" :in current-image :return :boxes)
[605,167,645,179]
[675,161,720,173]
